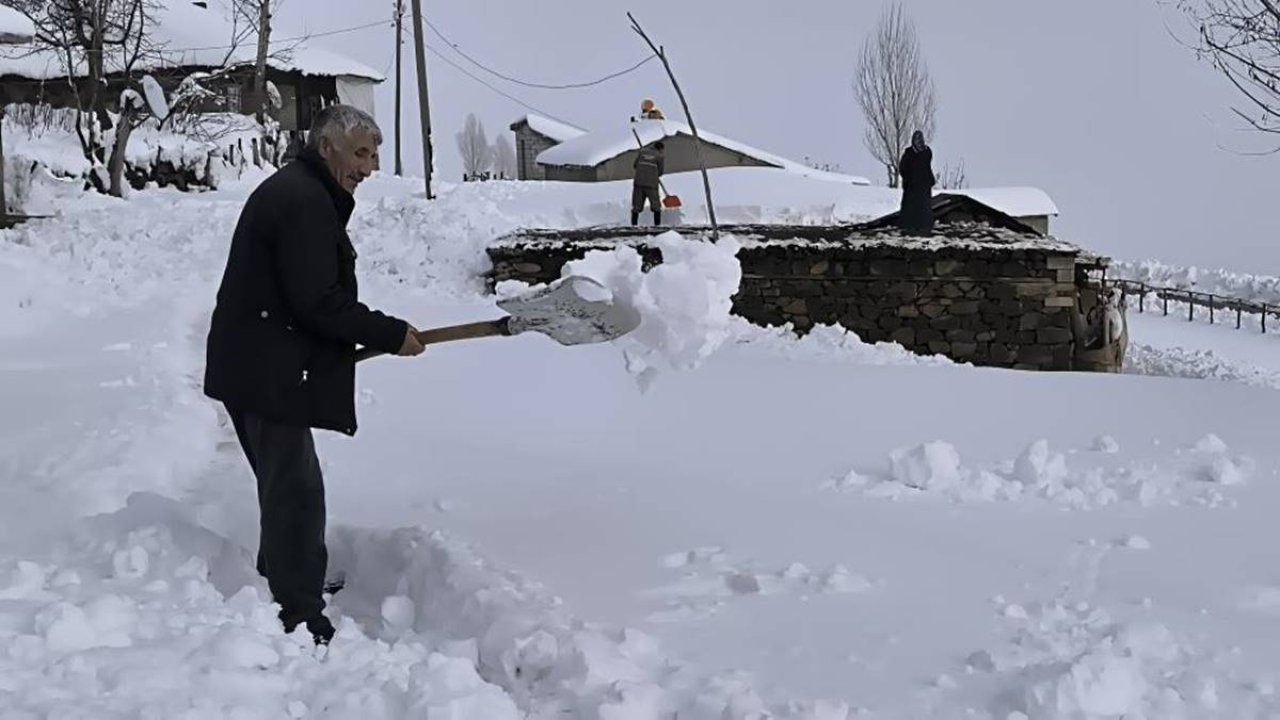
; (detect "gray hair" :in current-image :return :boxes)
[306,104,383,150]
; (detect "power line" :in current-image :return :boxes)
[424,44,581,128]
[421,16,654,90]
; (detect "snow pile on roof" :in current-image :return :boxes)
[513,113,586,143]
[951,186,1059,217]
[0,2,35,44]
[536,117,873,186]
[0,0,383,81]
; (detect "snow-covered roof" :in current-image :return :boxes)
[511,114,586,143]
[0,3,34,45]
[949,186,1059,218]
[536,118,873,186]
[0,0,383,81]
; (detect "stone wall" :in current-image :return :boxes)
[731,245,1080,370]
[487,226,1111,372]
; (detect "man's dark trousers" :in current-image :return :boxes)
[226,405,328,632]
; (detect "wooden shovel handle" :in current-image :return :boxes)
[355,318,511,363]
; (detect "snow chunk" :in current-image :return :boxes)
[1124,536,1153,550]
[1195,434,1229,455]
[381,594,416,633]
[1092,435,1120,454]
[561,231,742,390]
[1013,440,1069,488]
[889,442,963,491]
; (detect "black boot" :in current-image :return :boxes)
[630,211,639,226]
[285,614,335,646]
[653,210,661,226]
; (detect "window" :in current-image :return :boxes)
[225,85,242,113]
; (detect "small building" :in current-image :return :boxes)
[484,195,1125,372]
[509,114,587,181]
[0,0,382,134]
[533,117,873,185]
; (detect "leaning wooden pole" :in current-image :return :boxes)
[628,12,718,239]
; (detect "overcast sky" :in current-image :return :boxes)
[276,0,1277,273]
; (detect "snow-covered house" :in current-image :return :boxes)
[533,117,872,185]
[0,0,383,133]
[508,114,586,181]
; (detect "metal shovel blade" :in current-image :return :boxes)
[498,276,641,346]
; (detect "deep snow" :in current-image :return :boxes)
[2,174,1280,719]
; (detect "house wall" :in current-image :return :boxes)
[512,127,558,180]
[486,235,1111,372]
[1018,215,1049,236]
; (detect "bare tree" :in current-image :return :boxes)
[232,0,282,124]
[853,2,937,187]
[1171,0,1280,144]
[938,158,967,189]
[492,133,516,179]
[456,113,492,179]
[10,0,162,196]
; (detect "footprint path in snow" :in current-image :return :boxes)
[643,546,876,623]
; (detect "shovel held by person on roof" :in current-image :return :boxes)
[354,276,641,363]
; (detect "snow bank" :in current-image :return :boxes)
[325,525,850,719]
[830,436,1254,508]
[1124,342,1280,390]
[1115,259,1280,306]
[1,107,267,211]
[0,494,521,719]
[548,231,743,390]
[728,321,957,367]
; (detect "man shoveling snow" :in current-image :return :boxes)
[203,105,427,646]
[202,105,644,647]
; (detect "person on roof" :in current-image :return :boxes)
[897,130,935,236]
[631,140,665,226]
[634,98,665,121]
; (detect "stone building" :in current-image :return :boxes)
[485,196,1124,372]
[508,114,586,181]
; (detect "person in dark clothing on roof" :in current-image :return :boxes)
[897,130,936,236]
[203,105,426,647]
[631,140,665,227]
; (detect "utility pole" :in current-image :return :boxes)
[394,0,404,176]
[409,0,434,198]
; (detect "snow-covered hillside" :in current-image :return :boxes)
[3,174,1280,719]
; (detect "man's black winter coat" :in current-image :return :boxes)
[204,149,407,435]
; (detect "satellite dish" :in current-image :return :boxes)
[141,75,170,121]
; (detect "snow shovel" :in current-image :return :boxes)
[631,126,681,210]
[354,276,641,363]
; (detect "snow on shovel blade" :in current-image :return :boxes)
[498,276,640,346]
